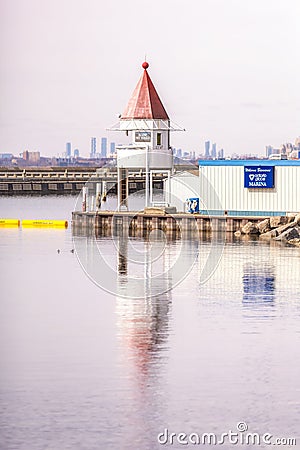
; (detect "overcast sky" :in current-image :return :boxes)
[0,0,299,157]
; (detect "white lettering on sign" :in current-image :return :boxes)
[244,166,274,188]
[249,182,267,187]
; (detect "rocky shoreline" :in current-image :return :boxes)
[235,213,300,247]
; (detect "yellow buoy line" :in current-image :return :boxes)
[22,220,68,228]
[0,218,20,227]
[0,219,68,228]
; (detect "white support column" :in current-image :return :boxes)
[145,145,149,208]
[96,182,102,196]
[167,170,171,206]
[149,170,153,206]
[117,168,129,211]
[117,168,122,211]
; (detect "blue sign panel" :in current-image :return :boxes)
[186,198,199,213]
[244,166,275,188]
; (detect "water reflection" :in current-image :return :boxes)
[73,225,200,298]
[72,227,174,447]
[115,232,172,376]
[242,264,276,320]
[2,196,300,450]
[117,235,128,275]
[115,229,174,297]
[116,291,171,382]
[115,232,171,449]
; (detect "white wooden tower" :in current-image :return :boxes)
[111,61,181,210]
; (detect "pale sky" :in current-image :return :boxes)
[0,0,299,157]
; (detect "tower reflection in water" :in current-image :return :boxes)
[72,226,199,446]
[115,230,173,374]
[115,231,173,447]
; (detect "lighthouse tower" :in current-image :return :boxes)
[114,61,180,210]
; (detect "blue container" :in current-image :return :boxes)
[186,198,199,213]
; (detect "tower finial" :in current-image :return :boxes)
[142,61,149,70]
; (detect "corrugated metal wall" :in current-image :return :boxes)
[198,165,300,214]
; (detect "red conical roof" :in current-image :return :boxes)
[121,62,169,120]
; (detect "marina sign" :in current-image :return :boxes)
[244,166,275,188]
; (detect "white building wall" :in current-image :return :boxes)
[165,172,200,212]
[168,165,300,215]
[117,119,172,170]
[198,165,300,215]
[117,148,173,170]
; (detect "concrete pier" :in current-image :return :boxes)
[72,210,267,234]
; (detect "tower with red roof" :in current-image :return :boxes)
[112,61,181,210]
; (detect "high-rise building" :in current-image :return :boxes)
[177,148,182,158]
[66,142,71,158]
[90,137,96,158]
[23,151,40,163]
[74,149,79,158]
[211,143,217,158]
[101,137,107,158]
[205,141,210,158]
[218,148,224,159]
[0,153,13,160]
[266,145,273,158]
[110,142,116,155]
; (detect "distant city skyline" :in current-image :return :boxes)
[1,134,299,168]
[2,132,300,163]
[0,0,299,157]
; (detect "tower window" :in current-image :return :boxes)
[157,133,162,146]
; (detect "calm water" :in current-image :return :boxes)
[0,196,300,450]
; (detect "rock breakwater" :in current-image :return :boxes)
[235,213,300,247]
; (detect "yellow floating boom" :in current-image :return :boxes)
[0,218,20,227]
[22,220,68,228]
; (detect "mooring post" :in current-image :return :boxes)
[102,180,107,202]
[96,183,102,210]
[82,187,88,212]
